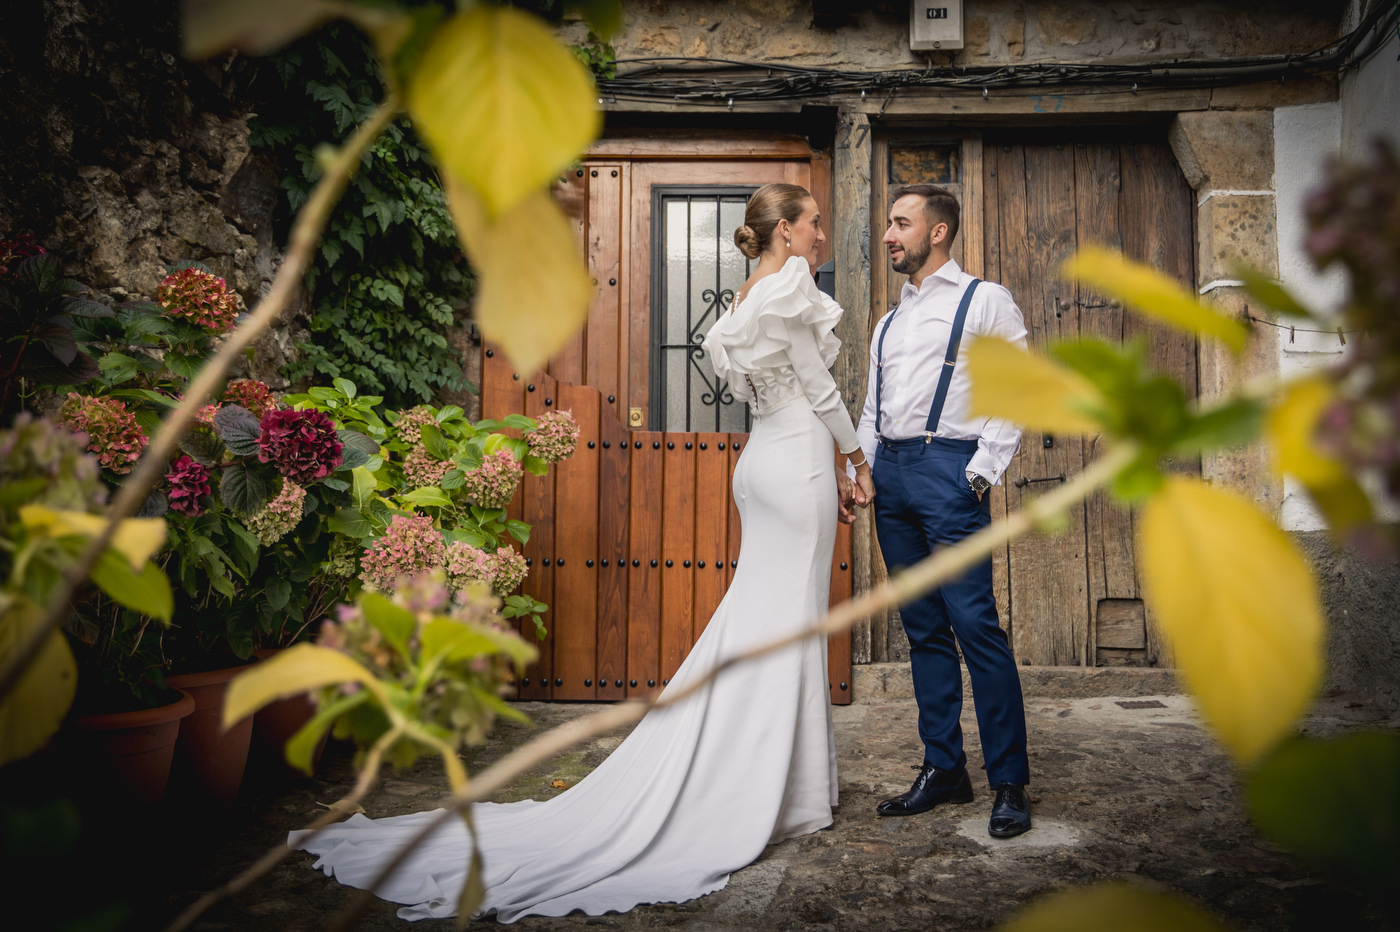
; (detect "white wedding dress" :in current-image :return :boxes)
[291,256,863,922]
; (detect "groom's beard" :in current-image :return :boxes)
[891,238,930,274]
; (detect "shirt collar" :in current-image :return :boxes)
[899,258,963,303]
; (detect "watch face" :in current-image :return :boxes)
[971,475,991,493]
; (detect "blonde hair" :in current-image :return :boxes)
[733,183,813,260]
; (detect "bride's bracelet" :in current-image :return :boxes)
[848,453,868,469]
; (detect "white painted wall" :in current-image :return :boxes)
[1273,11,1398,530]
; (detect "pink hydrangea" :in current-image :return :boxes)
[257,407,343,485]
[491,546,528,594]
[393,406,439,445]
[157,267,240,333]
[0,234,45,277]
[445,541,494,593]
[402,446,452,489]
[194,402,221,427]
[58,393,149,475]
[359,513,448,591]
[527,410,580,463]
[463,450,522,509]
[164,455,211,517]
[245,480,307,545]
[223,379,277,418]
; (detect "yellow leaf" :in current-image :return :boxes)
[1267,377,1372,534]
[1063,247,1248,353]
[407,5,600,219]
[19,506,167,570]
[967,337,1105,435]
[1139,477,1324,766]
[550,778,570,789]
[223,643,388,730]
[446,181,593,374]
[0,595,77,767]
[1001,882,1231,932]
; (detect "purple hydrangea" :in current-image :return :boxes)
[164,455,212,517]
[257,407,343,485]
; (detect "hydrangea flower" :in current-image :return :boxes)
[164,455,212,517]
[491,546,528,595]
[257,407,343,485]
[445,541,494,593]
[0,413,107,512]
[58,393,149,475]
[223,379,277,418]
[245,480,307,545]
[359,513,448,591]
[393,406,439,445]
[157,267,240,333]
[527,410,580,463]
[323,535,361,579]
[0,234,45,277]
[193,402,221,427]
[463,450,523,509]
[402,446,452,489]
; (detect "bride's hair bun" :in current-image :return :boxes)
[733,183,812,261]
[733,225,761,260]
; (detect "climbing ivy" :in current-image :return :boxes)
[250,23,472,407]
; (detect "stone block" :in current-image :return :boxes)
[853,661,1182,703]
[1197,194,1278,284]
[1002,7,1026,59]
[1035,3,1100,47]
[1169,110,1275,191]
[963,15,991,58]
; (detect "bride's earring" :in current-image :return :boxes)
[785,239,791,248]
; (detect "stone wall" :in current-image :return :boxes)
[0,0,296,387]
[568,0,1342,69]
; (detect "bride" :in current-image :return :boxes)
[291,183,876,922]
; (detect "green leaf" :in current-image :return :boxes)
[439,468,465,490]
[500,414,534,431]
[284,691,369,775]
[0,479,46,509]
[571,0,623,39]
[406,4,600,219]
[337,428,379,456]
[265,578,292,611]
[1171,398,1266,456]
[108,388,179,408]
[98,352,140,386]
[0,596,77,767]
[399,486,452,509]
[90,549,174,623]
[328,507,373,539]
[419,617,501,664]
[522,454,549,477]
[419,423,451,461]
[1139,477,1324,766]
[165,353,203,380]
[435,404,464,423]
[1248,734,1400,890]
[332,377,357,399]
[223,643,388,729]
[1233,264,1318,321]
[179,427,226,467]
[322,476,350,491]
[966,337,1105,435]
[214,404,264,457]
[220,463,275,518]
[359,592,416,658]
[352,466,378,510]
[504,520,531,546]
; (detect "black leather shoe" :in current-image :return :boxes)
[876,764,974,816]
[988,783,1032,838]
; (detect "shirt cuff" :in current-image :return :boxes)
[966,450,1002,486]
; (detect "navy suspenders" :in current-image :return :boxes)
[874,278,982,443]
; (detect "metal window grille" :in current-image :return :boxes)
[649,187,756,433]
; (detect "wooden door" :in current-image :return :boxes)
[484,141,854,703]
[871,132,1195,669]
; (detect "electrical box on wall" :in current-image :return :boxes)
[910,0,964,51]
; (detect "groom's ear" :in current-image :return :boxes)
[930,221,949,247]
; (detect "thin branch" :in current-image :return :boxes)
[325,443,1140,930]
[0,96,401,708]
[163,722,402,932]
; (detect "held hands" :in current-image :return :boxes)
[836,473,857,525]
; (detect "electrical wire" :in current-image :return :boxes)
[597,2,1398,106]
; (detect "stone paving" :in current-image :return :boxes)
[177,683,1399,932]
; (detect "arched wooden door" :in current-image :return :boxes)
[484,137,854,704]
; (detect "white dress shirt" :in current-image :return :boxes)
[853,259,1028,486]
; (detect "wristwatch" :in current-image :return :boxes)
[968,473,992,495]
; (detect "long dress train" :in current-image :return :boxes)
[291,256,862,922]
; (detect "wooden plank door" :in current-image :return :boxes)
[489,145,853,703]
[982,135,1196,668]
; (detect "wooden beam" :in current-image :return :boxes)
[588,135,812,159]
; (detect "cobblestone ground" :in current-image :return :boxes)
[172,692,1397,932]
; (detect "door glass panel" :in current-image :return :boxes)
[652,188,755,432]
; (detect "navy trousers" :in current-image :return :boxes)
[873,437,1030,787]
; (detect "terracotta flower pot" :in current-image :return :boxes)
[166,663,256,805]
[69,688,195,808]
[250,648,328,779]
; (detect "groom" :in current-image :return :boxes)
[848,184,1032,838]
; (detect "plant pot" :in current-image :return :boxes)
[249,648,327,780]
[69,689,196,808]
[166,663,256,805]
